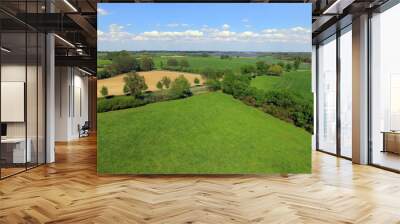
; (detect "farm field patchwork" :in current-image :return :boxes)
[98,92,311,174]
[97,70,204,97]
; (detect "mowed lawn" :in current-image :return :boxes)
[251,70,313,101]
[98,92,311,174]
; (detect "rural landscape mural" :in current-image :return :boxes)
[97,3,312,174]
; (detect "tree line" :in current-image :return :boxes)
[98,51,155,79]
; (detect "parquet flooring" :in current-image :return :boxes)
[1,135,400,223]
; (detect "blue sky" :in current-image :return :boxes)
[98,3,311,52]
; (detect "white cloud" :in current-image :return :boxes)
[238,31,259,39]
[217,30,235,37]
[98,8,109,16]
[222,24,230,30]
[167,23,190,28]
[241,18,249,23]
[140,30,203,40]
[291,26,310,33]
[262,28,278,33]
[98,24,311,46]
[110,24,123,32]
[98,24,131,41]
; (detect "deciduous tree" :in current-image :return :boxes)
[161,76,172,89]
[267,64,283,76]
[156,81,163,90]
[180,59,190,68]
[169,75,192,98]
[140,56,155,71]
[100,86,108,97]
[167,58,179,67]
[123,72,148,98]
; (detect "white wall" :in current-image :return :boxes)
[312,45,317,150]
[55,67,89,141]
[1,64,26,139]
[55,66,70,141]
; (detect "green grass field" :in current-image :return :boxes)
[153,55,310,73]
[97,59,112,68]
[251,70,312,101]
[98,92,311,174]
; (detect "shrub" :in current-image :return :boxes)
[220,55,230,59]
[285,63,292,72]
[140,56,154,71]
[231,77,251,98]
[180,59,190,68]
[97,69,111,79]
[97,96,147,113]
[123,84,130,95]
[261,104,292,123]
[167,58,179,67]
[264,91,296,108]
[205,79,221,91]
[194,77,200,85]
[241,95,258,107]
[123,72,148,98]
[104,64,119,76]
[267,64,283,76]
[100,86,108,97]
[169,75,192,99]
[240,65,256,78]
[293,58,301,70]
[201,68,216,80]
[291,102,313,132]
[113,53,140,73]
[264,63,271,72]
[242,87,266,106]
[256,61,267,75]
[156,81,163,90]
[221,73,250,97]
[221,73,236,95]
[161,76,172,89]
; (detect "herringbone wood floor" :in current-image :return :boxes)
[1,135,400,224]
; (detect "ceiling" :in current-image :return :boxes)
[0,0,97,73]
[311,0,391,43]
